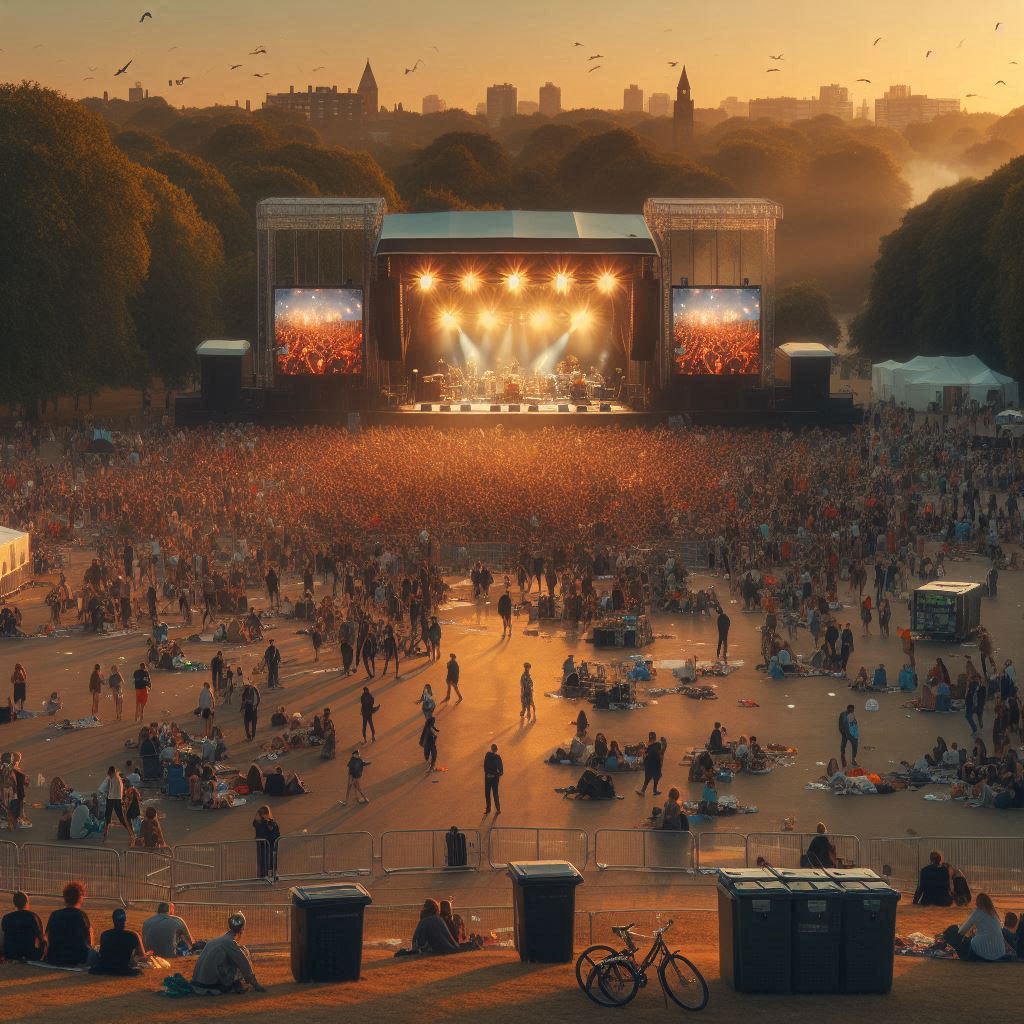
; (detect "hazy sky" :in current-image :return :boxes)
[2,0,1023,115]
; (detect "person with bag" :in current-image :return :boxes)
[240,676,261,741]
[340,748,370,805]
[483,743,503,815]
[360,685,378,742]
[913,850,954,906]
[419,714,439,772]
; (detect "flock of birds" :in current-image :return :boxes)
[44,11,1024,104]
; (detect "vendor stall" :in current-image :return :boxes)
[591,613,653,648]
[911,581,982,642]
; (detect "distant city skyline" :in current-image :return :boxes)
[3,1,1021,115]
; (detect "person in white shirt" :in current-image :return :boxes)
[942,893,1013,961]
[198,681,216,738]
[98,766,132,843]
[124,763,142,789]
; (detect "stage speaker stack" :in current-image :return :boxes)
[460,403,472,412]
[420,403,432,412]
[420,374,444,402]
[576,405,588,413]
[599,403,612,412]
[439,404,452,411]
[372,278,402,360]
[630,278,660,361]
[558,404,569,412]
[528,405,539,412]
[490,404,501,412]
[508,403,521,412]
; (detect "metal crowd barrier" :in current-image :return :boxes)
[171,900,291,947]
[275,831,374,879]
[589,908,715,945]
[863,836,1024,896]
[17,843,123,901]
[744,832,860,870]
[694,831,747,870]
[364,903,516,947]
[0,840,19,892]
[380,829,483,874]
[170,839,268,893]
[122,847,173,903]
[594,829,696,871]
[487,827,589,869]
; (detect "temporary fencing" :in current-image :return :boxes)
[380,829,482,873]
[487,827,589,869]
[594,829,696,871]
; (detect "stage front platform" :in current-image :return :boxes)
[366,400,658,429]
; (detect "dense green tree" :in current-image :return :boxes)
[225,164,320,214]
[775,282,842,345]
[131,170,225,388]
[398,131,512,208]
[0,83,151,409]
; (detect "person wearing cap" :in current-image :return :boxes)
[142,901,193,957]
[90,907,146,976]
[191,912,265,993]
[519,663,536,721]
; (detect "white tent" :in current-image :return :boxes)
[873,355,1019,410]
[0,525,30,596]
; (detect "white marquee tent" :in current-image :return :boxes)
[872,355,1018,411]
[0,525,30,597]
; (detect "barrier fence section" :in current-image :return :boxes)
[695,831,747,870]
[487,828,589,869]
[595,830,696,871]
[276,831,374,880]
[863,836,1024,896]
[364,904,517,947]
[17,844,124,901]
[380,829,483,874]
[171,840,268,893]
[589,908,716,946]
[172,901,291,947]
[744,832,860,870]
[0,841,18,892]
[123,848,173,904]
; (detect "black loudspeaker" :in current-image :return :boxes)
[419,403,432,412]
[439,404,452,411]
[372,277,402,360]
[528,405,539,412]
[599,403,612,412]
[200,356,242,412]
[576,405,588,413]
[558,404,569,412]
[631,278,660,361]
[490,404,501,412]
[460,403,472,411]
[508,403,521,412]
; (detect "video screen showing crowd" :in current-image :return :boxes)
[672,287,761,376]
[274,288,364,376]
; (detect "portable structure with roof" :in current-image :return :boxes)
[0,525,31,597]
[872,355,1018,410]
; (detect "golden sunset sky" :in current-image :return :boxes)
[2,0,1023,115]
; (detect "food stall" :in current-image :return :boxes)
[910,581,983,642]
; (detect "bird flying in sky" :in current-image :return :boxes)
[249,46,267,55]
[588,54,603,60]
[966,92,978,97]
[667,61,678,67]
[995,22,1003,31]
[252,72,267,78]
[115,59,133,75]
[925,50,934,58]
[873,36,883,46]
[769,54,784,60]
[856,78,871,83]
[230,64,243,70]
[139,11,152,22]
[588,65,602,72]
[573,41,583,47]
[404,58,424,75]
[995,79,1007,85]
[957,39,965,48]
[765,68,780,72]
[312,65,324,71]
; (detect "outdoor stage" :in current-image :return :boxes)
[368,399,655,428]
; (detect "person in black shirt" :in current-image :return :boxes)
[914,850,954,906]
[263,640,281,689]
[804,822,838,868]
[2,891,45,961]
[716,608,731,660]
[360,685,377,742]
[89,908,145,976]
[44,881,94,966]
[252,805,280,879]
[483,744,503,815]
[497,591,513,640]
[636,731,663,797]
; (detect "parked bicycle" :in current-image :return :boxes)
[576,919,709,1010]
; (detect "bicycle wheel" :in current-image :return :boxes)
[587,958,640,1007]
[659,952,709,1011]
[575,944,617,994]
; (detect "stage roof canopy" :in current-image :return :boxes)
[376,210,658,256]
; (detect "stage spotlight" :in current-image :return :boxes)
[570,309,593,331]
[418,272,435,292]
[553,271,571,294]
[479,310,498,330]
[460,271,481,293]
[529,309,551,330]
[596,271,618,294]
[438,310,458,329]
[505,272,523,292]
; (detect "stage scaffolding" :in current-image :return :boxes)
[256,198,386,388]
[642,198,783,391]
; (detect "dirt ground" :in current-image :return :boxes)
[3,538,1021,860]
[0,909,1019,1024]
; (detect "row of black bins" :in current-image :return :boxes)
[290,862,585,981]
[718,868,901,994]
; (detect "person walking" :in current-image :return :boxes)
[427,616,442,661]
[420,714,439,772]
[262,639,281,690]
[10,663,27,715]
[716,607,731,661]
[443,653,463,704]
[339,630,354,676]
[132,662,151,722]
[198,681,215,738]
[240,675,261,741]
[107,665,124,721]
[340,748,370,805]
[497,590,513,640]
[418,683,436,719]
[310,621,323,663]
[637,730,663,797]
[381,623,400,676]
[519,662,536,721]
[361,630,377,679]
[88,664,103,717]
[839,704,859,768]
[839,622,854,674]
[99,766,132,844]
[483,743,503,815]
[360,685,378,742]
[211,650,224,695]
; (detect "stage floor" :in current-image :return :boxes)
[365,400,658,429]
[398,400,633,414]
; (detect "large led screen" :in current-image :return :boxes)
[274,288,363,376]
[671,286,761,375]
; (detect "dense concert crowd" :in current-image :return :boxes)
[274,321,363,376]
[672,318,761,375]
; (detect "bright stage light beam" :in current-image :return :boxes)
[438,310,458,329]
[460,272,481,293]
[596,271,618,294]
[479,310,498,330]
[418,272,435,292]
[505,272,523,292]
[529,309,551,330]
[570,309,593,331]
[553,272,571,294]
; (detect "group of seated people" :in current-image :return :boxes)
[210,609,265,644]
[403,898,485,955]
[661,586,718,615]
[2,887,267,991]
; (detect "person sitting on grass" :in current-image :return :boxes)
[191,913,265,993]
[410,899,483,954]
[913,850,953,906]
[44,881,95,966]
[2,891,45,961]
[940,893,1014,961]
[89,908,146,976]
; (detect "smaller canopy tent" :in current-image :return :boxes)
[873,355,1018,410]
[0,525,30,596]
[995,409,1024,425]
